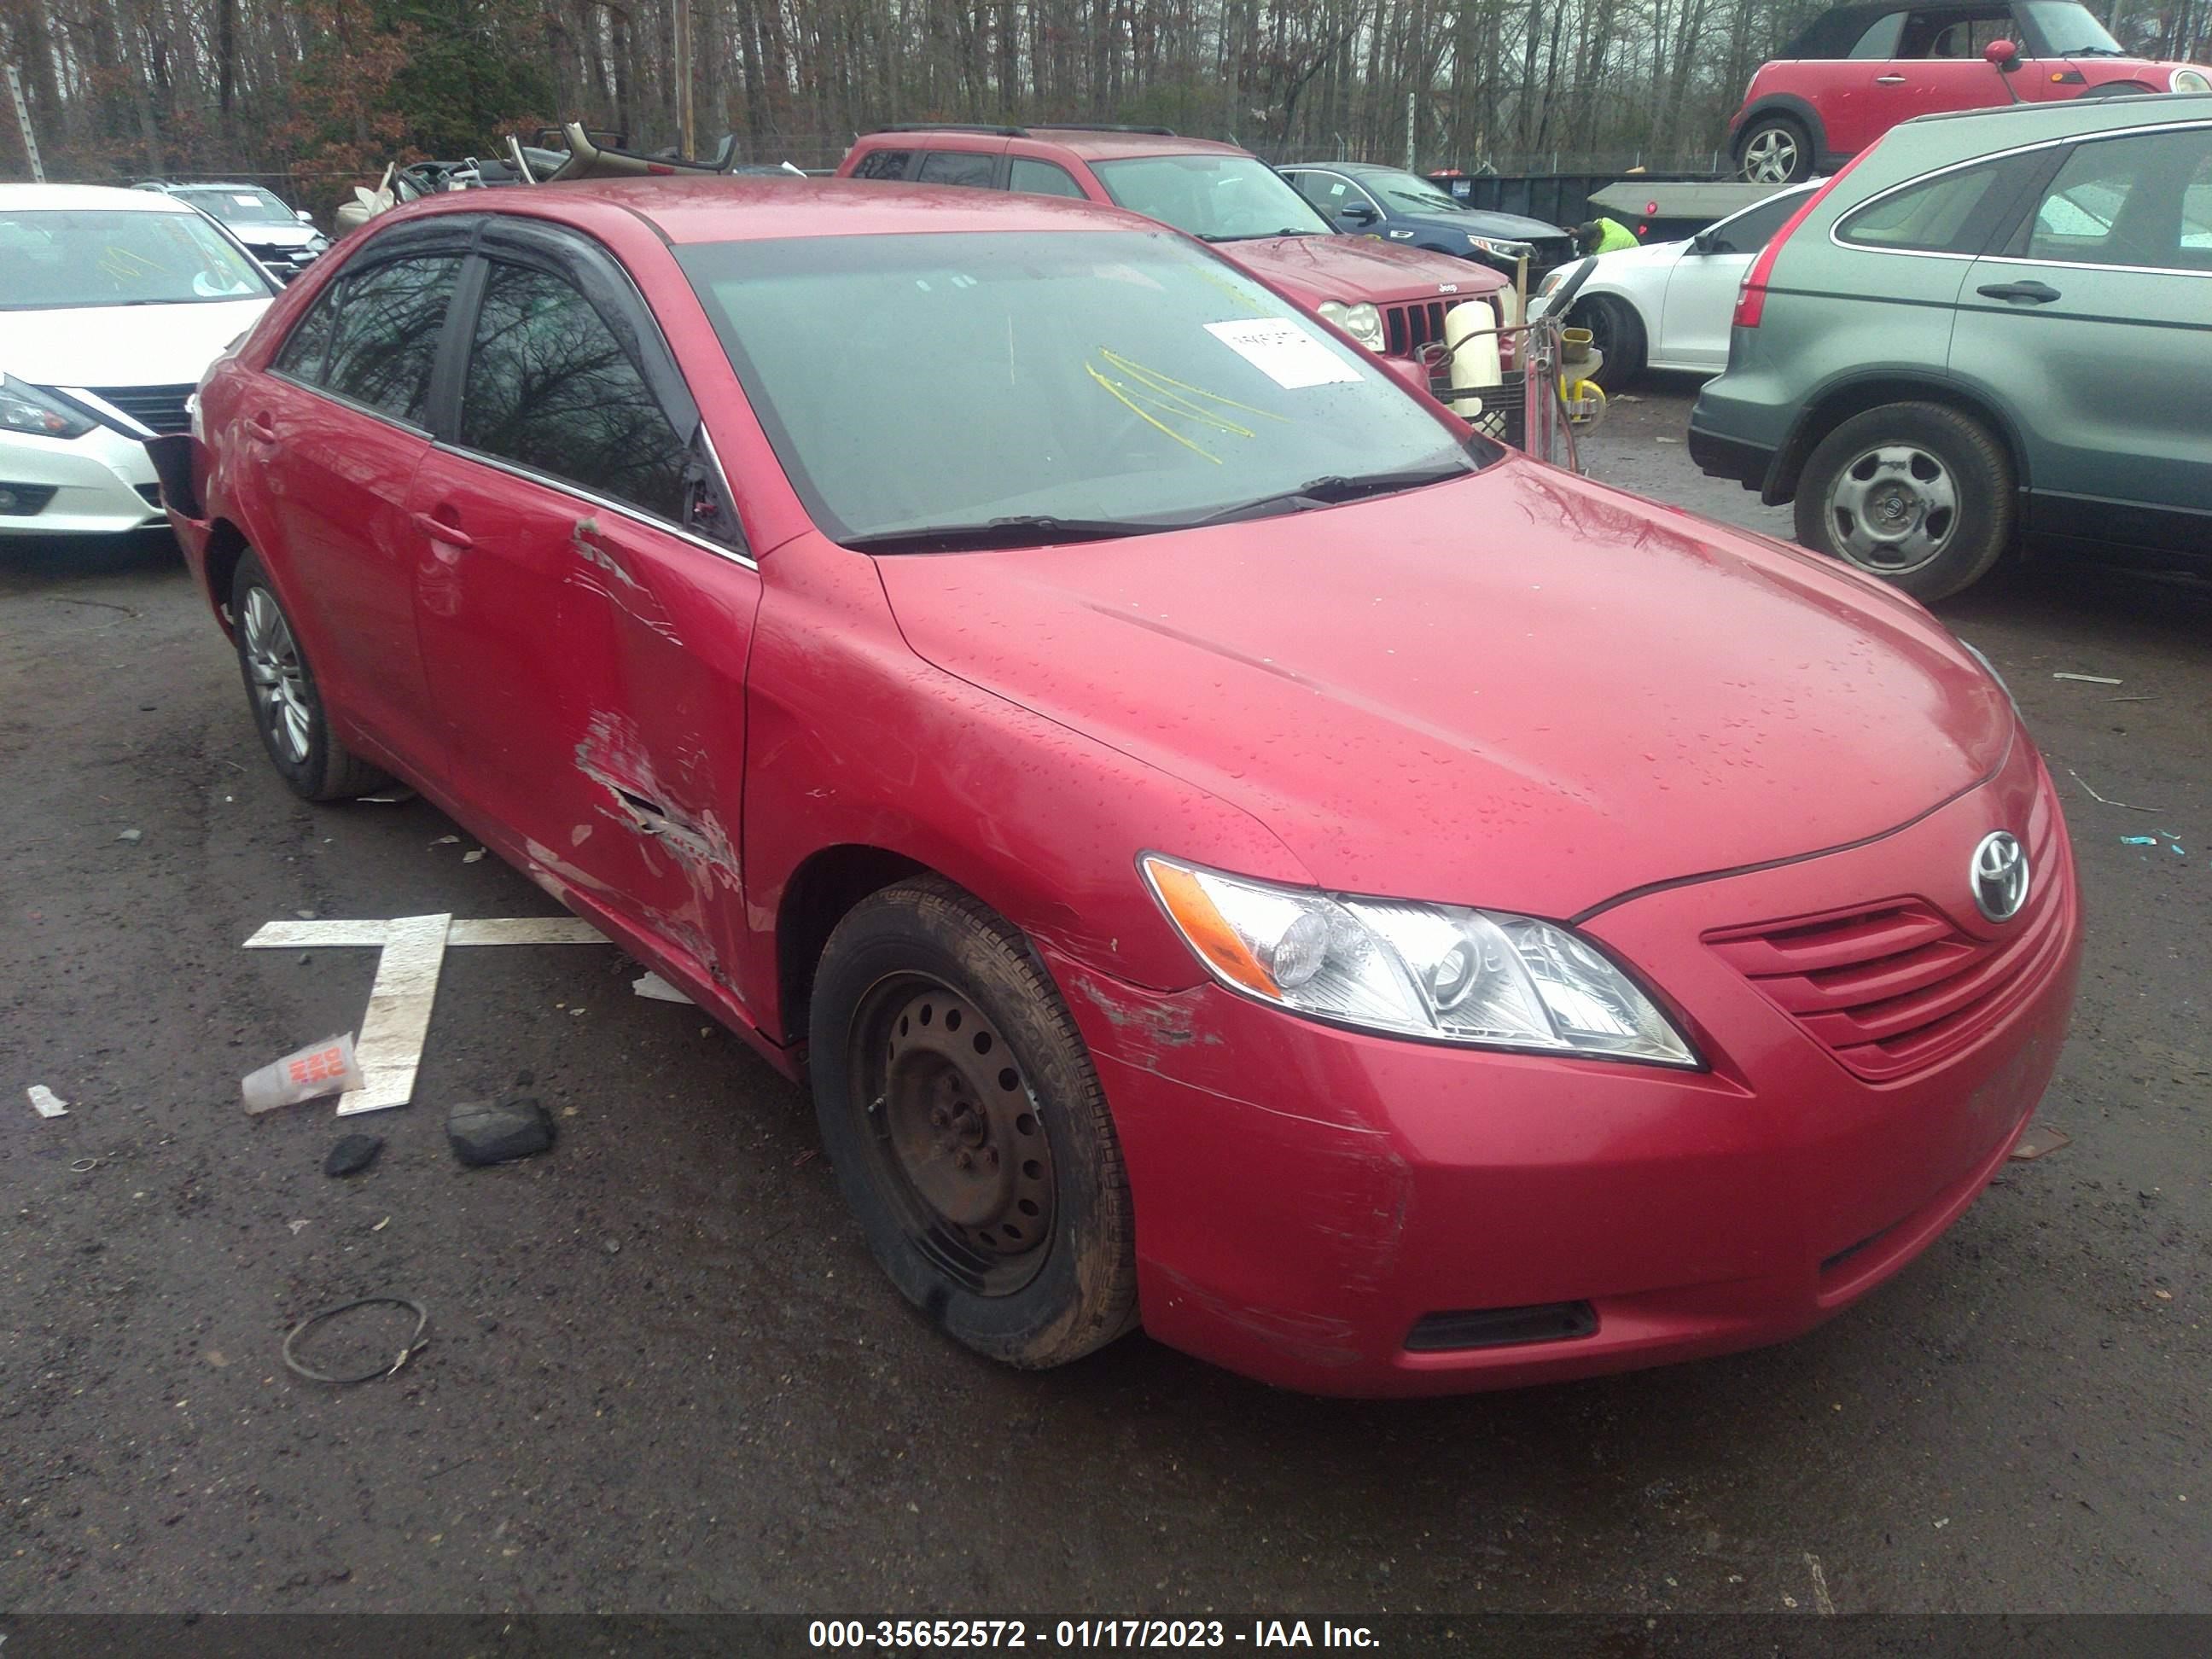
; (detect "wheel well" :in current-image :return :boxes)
[1732,97,1825,161]
[776,844,930,1044]
[204,518,249,629]
[1767,379,2027,505]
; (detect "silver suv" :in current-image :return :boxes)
[1691,91,2211,599]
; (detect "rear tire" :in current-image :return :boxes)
[807,876,1139,1369]
[1737,115,1813,183]
[1793,402,2015,602]
[230,551,392,801]
[1573,294,1646,387]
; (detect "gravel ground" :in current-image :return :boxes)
[2,385,2205,1615]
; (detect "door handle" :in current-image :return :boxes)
[1875,73,1907,84]
[411,510,473,549]
[1976,280,2062,304]
[245,412,278,443]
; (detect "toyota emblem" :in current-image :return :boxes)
[1970,830,2030,923]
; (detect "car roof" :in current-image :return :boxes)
[859,125,1249,162]
[400,176,1169,245]
[0,182,198,213]
[1901,87,2212,138]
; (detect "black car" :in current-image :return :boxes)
[1278,162,1577,288]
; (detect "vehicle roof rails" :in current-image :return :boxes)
[869,123,1027,137]
[1026,123,1177,136]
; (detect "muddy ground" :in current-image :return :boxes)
[2,379,2205,1615]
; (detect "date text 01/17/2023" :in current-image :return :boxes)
[806,1621,1382,1650]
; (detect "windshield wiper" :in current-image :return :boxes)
[1190,463,1474,527]
[1202,228,1325,242]
[842,514,1167,554]
[2065,46,2127,55]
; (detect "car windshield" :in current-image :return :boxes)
[1362,169,1468,212]
[678,229,1484,548]
[1090,154,1332,242]
[0,208,270,311]
[2018,2,2127,55]
[177,187,295,225]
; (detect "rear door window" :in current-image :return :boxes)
[273,283,341,382]
[2015,128,2212,269]
[320,255,463,425]
[917,151,998,189]
[851,148,914,180]
[1010,158,1086,199]
[458,259,688,521]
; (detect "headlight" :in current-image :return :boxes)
[1470,235,1535,264]
[0,375,96,440]
[1316,300,1386,353]
[1140,854,1699,1067]
[2172,67,2210,92]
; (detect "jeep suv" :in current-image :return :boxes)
[1730,2,2212,183]
[1691,92,2212,599]
[835,125,1509,360]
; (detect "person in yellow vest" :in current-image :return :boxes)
[1572,217,1640,255]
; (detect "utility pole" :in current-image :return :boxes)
[673,0,696,159]
[1405,90,1416,172]
[6,64,44,184]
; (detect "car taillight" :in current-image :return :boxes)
[1733,150,1871,329]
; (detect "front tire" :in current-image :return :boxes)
[807,877,1139,1368]
[1572,294,1646,387]
[1737,115,1813,183]
[230,550,392,800]
[1793,402,2015,601]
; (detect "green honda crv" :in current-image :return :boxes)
[1691,91,2211,600]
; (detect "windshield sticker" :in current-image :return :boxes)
[1202,318,1361,389]
[232,194,261,207]
[1086,347,1290,463]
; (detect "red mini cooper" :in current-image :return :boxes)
[1732,1,2211,180]
[165,178,2080,1395]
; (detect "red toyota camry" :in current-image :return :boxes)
[165,179,2081,1395]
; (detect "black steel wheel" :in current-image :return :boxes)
[807,876,1138,1367]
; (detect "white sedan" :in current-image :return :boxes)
[1532,183,1817,384]
[2,183,275,538]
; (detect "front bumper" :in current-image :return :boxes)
[0,425,166,537]
[1053,748,2080,1395]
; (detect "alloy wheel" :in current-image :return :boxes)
[1822,444,1959,574]
[1741,128,1799,183]
[240,586,311,764]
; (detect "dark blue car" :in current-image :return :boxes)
[1278,162,1578,290]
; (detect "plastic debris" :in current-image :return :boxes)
[27,1084,68,1119]
[242,1033,364,1115]
[447,1096,555,1167]
[632,971,693,1004]
[116,829,143,843]
[2052,672,2122,684]
[462,848,486,864]
[324,1133,384,1178]
[430,835,460,847]
[2010,1122,2071,1161]
[2122,835,2159,846]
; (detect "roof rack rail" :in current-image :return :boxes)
[1026,123,1177,136]
[869,123,1027,137]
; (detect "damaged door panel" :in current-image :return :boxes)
[408,232,761,998]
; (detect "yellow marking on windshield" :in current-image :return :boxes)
[98,244,163,282]
[1084,347,1293,463]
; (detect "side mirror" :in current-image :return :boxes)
[1984,38,2020,70]
[1690,230,1717,254]
[295,208,315,223]
[1339,202,1379,226]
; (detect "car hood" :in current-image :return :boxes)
[1409,206,1570,242]
[876,458,2013,917]
[1222,233,1506,306]
[0,298,271,388]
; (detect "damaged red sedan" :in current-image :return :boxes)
[168,179,2081,1394]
